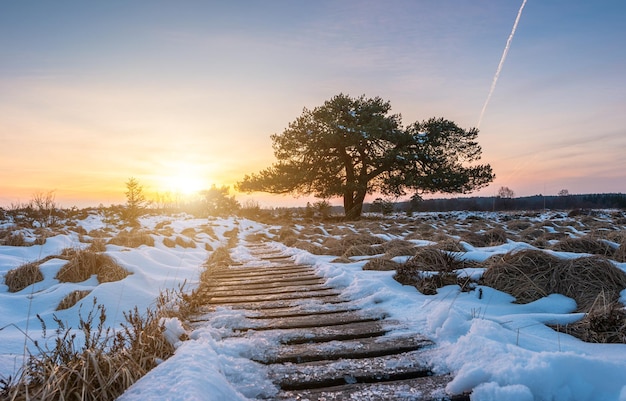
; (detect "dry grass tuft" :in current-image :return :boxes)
[506,220,532,231]
[394,249,476,295]
[56,290,92,310]
[462,227,510,247]
[108,230,155,248]
[382,244,418,259]
[323,233,385,255]
[7,299,176,400]
[556,298,626,343]
[5,262,43,292]
[362,258,401,271]
[401,247,465,272]
[2,231,28,246]
[550,236,615,257]
[163,236,196,249]
[56,249,130,283]
[615,239,626,263]
[482,250,626,311]
[88,238,107,252]
[343,244,384,257]
[434,238,466,253]
[292,241,328,255]
[245,232,270,242]
[180,227,197,238]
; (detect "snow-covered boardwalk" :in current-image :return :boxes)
[192,241,467,401]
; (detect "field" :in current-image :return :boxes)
[1,207,626,400]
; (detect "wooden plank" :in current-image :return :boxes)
[275,375,468,401]
[206,288,342,305]
[241,310,385,331]
[259,335,433,364]
[269,350,433,390]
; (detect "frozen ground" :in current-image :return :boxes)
[1,210,626,400]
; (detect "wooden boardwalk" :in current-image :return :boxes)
[193,242,468,401]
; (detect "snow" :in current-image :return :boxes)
[1,210,626,400]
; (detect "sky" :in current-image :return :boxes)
[1,1,625,208]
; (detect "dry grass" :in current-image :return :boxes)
[292,241,328,255]
[615,239,626,263]
[394,248,476,295]
[556,299,626,343]
[1,231,28,246]
[362,258,401,271]
[6,299,176,400]
[108,230,155,248]
[481,250,626,312]
[245,232,270,242]
[343,244,384,257]
[550,236,615,257]
[180,227,197,238]
[56,249,130,283]
[5,262,43,292]
[324,233,385,255]
[401,247,465,272]
[163,236,196,248]
[434,238,466,252]
[56,290,92,310]
[88,238,107,252]
[461,227,509,247]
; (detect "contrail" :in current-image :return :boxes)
[477,0,527,129]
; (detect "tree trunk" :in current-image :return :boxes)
[343,190,366,220]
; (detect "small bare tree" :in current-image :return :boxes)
[497,186,515,199]
[497,186,515,210]
[30,191,59,228]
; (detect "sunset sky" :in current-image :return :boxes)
[1,1,625,208]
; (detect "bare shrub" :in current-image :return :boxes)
[108,230,155,248]
[56,290,91,310]
[56,250,130,283]
[550,236,615,257]
[5,262,43,292]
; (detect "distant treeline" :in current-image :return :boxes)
[367,193,626,213]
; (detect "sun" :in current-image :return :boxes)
[158,163,207,196]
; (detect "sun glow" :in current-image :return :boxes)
[157,163,207,196]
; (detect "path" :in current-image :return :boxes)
[194,241,467,401]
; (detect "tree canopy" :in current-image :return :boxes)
[237,94,495,219]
